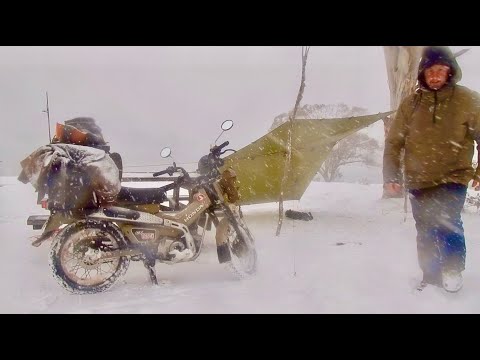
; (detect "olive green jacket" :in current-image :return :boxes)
[384,84,480,190]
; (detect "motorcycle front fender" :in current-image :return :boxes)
[215,217,230,247]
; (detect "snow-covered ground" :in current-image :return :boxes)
[2,176,480,314]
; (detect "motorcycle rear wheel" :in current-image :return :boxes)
[49,220,130,294]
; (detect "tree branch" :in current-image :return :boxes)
[276,46,310,236]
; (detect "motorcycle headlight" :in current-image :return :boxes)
[197,155,211,175]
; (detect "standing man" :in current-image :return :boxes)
[384,46,480,292]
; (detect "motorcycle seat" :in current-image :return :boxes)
[102,206,140,220]
[117,186,168,205]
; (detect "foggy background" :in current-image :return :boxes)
[1,46,477,176]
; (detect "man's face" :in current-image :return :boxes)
[424,64,451,90]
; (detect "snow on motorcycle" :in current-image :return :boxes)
[25,120,257,294]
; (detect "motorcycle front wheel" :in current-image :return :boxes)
[49,220,130,294]
[225,217,257,278]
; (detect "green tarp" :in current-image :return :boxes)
[222,111,393,205]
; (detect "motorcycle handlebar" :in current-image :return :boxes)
[153,168,174,177]
[153,166,190,179]
[155,141,231,179]
[210,141,229,155]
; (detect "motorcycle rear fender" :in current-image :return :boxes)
[43,212,75,234]
[31,212,75,247]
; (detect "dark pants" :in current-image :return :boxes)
[409,183,467,283]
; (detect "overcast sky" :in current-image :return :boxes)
[1,46,477,175]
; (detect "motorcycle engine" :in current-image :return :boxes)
[157,237,186,260]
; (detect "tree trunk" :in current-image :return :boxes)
[383,46,424,198]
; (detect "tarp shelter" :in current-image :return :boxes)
[222,111,393,205]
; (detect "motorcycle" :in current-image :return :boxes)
[42,120,257,294]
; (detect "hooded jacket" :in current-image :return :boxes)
[383,46,480,190]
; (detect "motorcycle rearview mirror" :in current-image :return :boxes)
[221,119,234,131]
[160,147,171,158]
[214,119,234,144]
[160,147,177,169]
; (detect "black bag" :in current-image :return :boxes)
[46,159,96,211]
[285,210,314,221]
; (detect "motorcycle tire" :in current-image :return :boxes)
[225,217,257,278]
[49,220,130,294]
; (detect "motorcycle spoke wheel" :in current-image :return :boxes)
[59,228,121,287]
[49,221,130,294]
[225,222,257,278]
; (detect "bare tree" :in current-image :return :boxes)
[382,46,425,198]
[383,47,424,115]
[318,132,380,182]
[271,103,368,131]
[272,103,378,183]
